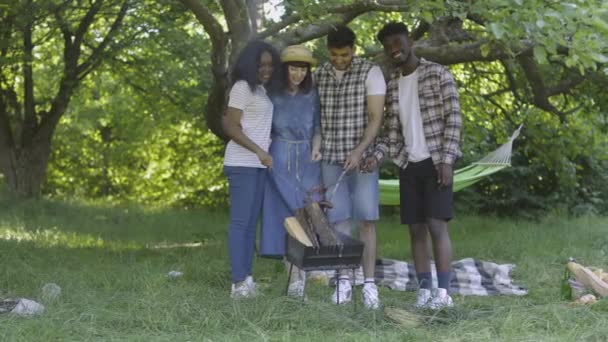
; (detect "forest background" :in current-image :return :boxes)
[1,0,607,218]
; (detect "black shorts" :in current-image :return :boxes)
[399,158,453,224]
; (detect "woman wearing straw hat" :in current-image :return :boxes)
[260,45,322,297]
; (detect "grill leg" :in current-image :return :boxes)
[352,268,356,311]
[285,262,294,296]
[336,272,340,305]
[301,271,307,302]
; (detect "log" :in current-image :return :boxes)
[384,308,424,328]
[304,202,341,246]
[567,262,608,298]
[283,217,314,247]
[295,208,320,248]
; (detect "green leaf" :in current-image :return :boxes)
[590,17,608,32]
[453,11,467,21]
[564,55,579,68]
[545,10,563,20]
[421,11,434,24]
[536,19,546,29]
[490,23,505,39]
[480,43,491,58]
[590,53,608,63]
[533,46,548,64]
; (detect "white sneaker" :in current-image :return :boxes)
[429,288,453,310]
[231,282,253,299]
[331,278,352,305]
[287,279,306,298]
[245,276,257,296]
[414,288,432,308]
[362,283,380,309]
[230,276,257,299]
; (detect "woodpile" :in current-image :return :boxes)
[284,202,341,247]
[384,308,424,328]
[567,262,608,298]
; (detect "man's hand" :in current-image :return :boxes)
[257,150,273,169]
[360,155,379,173]
[343,148,364,171]
[311,149,322,162]
[437,163,453,188]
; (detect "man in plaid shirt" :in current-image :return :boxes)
[315,26,386,309]
[366,22,462,310]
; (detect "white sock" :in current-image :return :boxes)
[364,278,375,285]
[338,275,350,282]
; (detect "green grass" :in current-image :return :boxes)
[1,197,608,341]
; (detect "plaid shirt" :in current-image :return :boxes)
[315,57,375,164]
[372,58,462,168]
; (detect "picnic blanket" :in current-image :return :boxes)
[318,257,527,296]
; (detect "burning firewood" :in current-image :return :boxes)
[286,202,342,247]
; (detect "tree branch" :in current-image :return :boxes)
[411,21,430,41]
[563,103,584,116]
[259,0,413,42]
[72,0,104,51]
[179,0,228,78]
[21,8,36,146]
[181,0,232,139]
[270,11,367,46]
[547,73,586,96]
[516,54,562,119]
[500,60,524,103]
[179,0,226,47]
[246,0,258,33]
[466,13,486,26]
[414,39,534,65]
[220,0,251,53]
[39,1,129,139]
[483,95,518,127]
[256,12,302,40]
[77,0,130,78]
[481,88,512,98]
[0,75,21,123]
[109,55,185,109]
[0,12,14,58]
[51,2,72,47]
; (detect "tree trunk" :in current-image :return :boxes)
[205,72,229,141]
[0,140,52,198]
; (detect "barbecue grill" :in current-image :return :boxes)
[285,233,364,306]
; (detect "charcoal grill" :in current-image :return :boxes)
[285,233,364,305]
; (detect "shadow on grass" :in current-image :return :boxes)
[0,193,228,248]
[0,237,233,294]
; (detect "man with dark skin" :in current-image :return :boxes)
[366,22,462,309]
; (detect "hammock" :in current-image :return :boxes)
[379,125,523,206]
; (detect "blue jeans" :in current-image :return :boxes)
[224,166,266,283]
[321,162,380,223]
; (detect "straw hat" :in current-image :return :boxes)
[280,45,317,66]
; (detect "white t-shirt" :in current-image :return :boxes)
[223,80,273,168]
[333,65,386,95]
[398,70,430,162]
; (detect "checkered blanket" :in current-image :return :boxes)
[319,257,527,296]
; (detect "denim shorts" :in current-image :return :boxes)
[321,162,379,223]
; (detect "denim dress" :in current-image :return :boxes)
[260,90,322,257]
